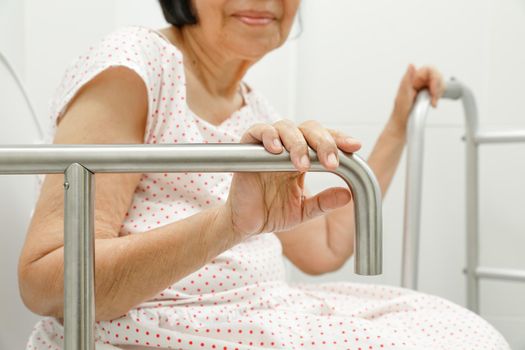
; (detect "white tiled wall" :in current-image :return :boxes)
[1,0,524,348]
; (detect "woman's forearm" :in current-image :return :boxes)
[20,204,238,321]
[367,118,407,196]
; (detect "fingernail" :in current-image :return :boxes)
[273,138,282,149]
[346,138,359,144]
[327,153,338,167]
[300,154,310,168]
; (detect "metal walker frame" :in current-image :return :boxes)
[401,79,525,312]
[0,144,383,350]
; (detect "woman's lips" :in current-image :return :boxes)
[232,11,276,25]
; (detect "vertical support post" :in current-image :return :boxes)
[466,136,480,312]
[401,90,432,289]
[400,81,462,290]
[460,85,481,313]
[64,163,95,350]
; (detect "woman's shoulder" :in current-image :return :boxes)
[54,25,184,91]
[90,25,184,63]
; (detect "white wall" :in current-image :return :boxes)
[287,1,525,348]
[0,2,42,349]
[1,0,524,349]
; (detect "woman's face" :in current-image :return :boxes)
[188,0,300,60]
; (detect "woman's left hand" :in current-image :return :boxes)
[390,65,446,134]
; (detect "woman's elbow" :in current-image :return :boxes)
[17,257,127,322]
[293,251,353,276]
[18,259,63,318]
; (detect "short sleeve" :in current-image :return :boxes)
[44,26,167,145]
[33,26,176,203]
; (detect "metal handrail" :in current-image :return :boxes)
[0,143,383,350]
[401,83,463,290]
[401,79,525,313]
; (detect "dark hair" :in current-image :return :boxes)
[159,0,197,27]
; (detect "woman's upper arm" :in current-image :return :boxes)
[19,66,148,270]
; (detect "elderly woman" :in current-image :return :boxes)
[19,1,509,349]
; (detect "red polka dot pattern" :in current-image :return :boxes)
[27,26,510,350]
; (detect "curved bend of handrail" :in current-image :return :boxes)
[0,143,382,275]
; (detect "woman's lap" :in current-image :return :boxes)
[26,281,510,350]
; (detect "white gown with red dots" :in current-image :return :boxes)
[26,26,510,350]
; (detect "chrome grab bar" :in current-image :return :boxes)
[402,79,525,313]
[0,143,383,350]
[401,82,464,290]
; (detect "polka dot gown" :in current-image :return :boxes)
[26,26,510,350]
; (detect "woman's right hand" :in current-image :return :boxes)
[222,120,362,240]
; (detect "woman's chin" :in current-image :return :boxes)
[222,23,282,59]
[238,48,275,60]
[226,38,281,60]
